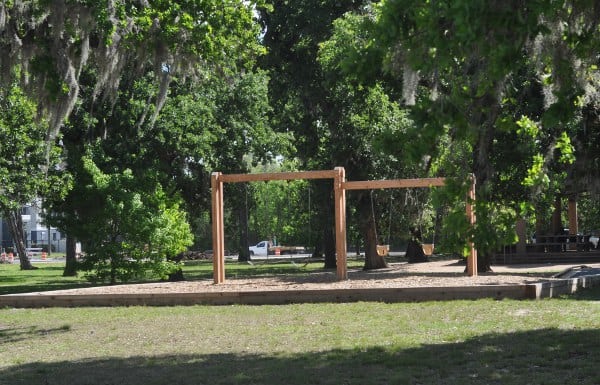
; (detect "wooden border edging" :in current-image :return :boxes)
[2,275,599,308]
[0,287,525,307]
[525,274,600,299]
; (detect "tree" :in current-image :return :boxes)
[47,65,279,275]
[203,70,286,261]
[258,0,369,267]
[73,155,192,284]
[28,0,273,274]
[335,0,600,270]
[0,84,70,270]
[3,2,269,274]
[260,1,426,269]
[139,68,282,261]
[318,10,427,269]
[0,1,266,140]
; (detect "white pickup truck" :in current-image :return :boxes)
[590,233,599,249]
[249,241,305,256]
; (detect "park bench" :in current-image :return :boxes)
[26,247,43,256]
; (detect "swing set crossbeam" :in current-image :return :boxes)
[219,170,338,183]
[343,177,446,190]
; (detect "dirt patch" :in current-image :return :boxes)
[29,259,589,296]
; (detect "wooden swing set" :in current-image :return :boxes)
[211,167,477,283]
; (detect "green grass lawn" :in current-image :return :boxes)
[1,260,599,384]
[0,263,90,295]
[0,258,365,295]
[1,291,599,385]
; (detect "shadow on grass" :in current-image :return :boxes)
[0,325,71,344]
[0,281,96,296]
[1,329,598,385]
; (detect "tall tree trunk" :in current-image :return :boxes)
[406,227,428,263]
[551,196,563,235]
[477,252,493,272]
[237,205,251,262]
[63,235,78,276]
[323,222,336,268]
[2,208,35,270]
[47,220,52,255]
[360,195,387,270]
[314,182,335,268]
[470,86,504,273]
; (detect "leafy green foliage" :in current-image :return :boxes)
[77,156,192,284]
[0,85,69,211]
[326,0,599,264]
[1,1,267,148]
[248,176,310,246]
[0,84,71,269]
[152,69,282,251]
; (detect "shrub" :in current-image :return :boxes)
[78,157,193,284]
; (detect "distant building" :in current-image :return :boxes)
[0,202,66,253]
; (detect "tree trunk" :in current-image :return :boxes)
[167,252,185,281]
[2,208,35,270]
[477,253,492,272]
[311,235,323,259]
[237,205,251,262]
[406,227,428,263]
[551,196,563,235]
[406,239,427,263]
[323,223,336,268]
[47,217,52,255]
[470,86,503,273]
[360,195,387,270]
[63,235,78,276]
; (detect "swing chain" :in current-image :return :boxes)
[370,190,394,246]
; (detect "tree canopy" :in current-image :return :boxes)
[2,1,600,276]
[0,83,70,269]
[311,0,600,268]
[0,0,265,140]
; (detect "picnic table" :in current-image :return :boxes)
[529,234,592,252]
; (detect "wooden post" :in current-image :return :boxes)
[211,172,225,284]
[466,174,478,277]
[334,167,347,280]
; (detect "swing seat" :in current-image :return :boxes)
[422,243,434,256]
[376,244,389,257]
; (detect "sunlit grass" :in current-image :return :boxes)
[0,257,366,294]
[1,257,599,384]
[0,263,90,295]
[0,295,598,385]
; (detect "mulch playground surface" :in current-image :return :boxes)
[2,259,599,307]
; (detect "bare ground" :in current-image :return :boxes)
[32,259,600,296]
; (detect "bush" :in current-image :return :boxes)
[77,158,193,284]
